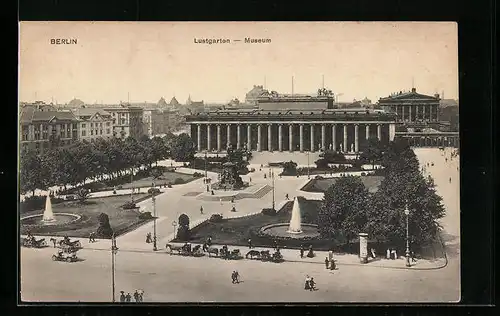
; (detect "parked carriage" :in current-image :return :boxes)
[21,237,47,248]
[57,239,82,252]
[52,250,78,262]
[165,243,204,257]
[221,247,243,260]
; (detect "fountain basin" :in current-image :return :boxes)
[21,213,82,227]
[259,223,320,239]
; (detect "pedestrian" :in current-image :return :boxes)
[119,291,126,302]
[285,193,289,200]
[325,257,329,269]
[370,248,376,259]
[328,250,333,262]
[391,248,397,260]
[386,248,391,259]
[249,177,252,183]
[133,290,139,302]
[247,238,252,249]
[309,277,316,291]
[125,293,131,302]
[206,185,209,192]
[300,247,304,258]
[304,275,311,290]
[207,236,212,247]
[410,251,417,263]
[330,259,336,270]
[220,198,223,205]
[273,240,278,251]
[200,206,204,214]
[138,290,144,302]
[146,232,151,244]
[449,177,452,183]
[51,238,57,248]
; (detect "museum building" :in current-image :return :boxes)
[185,91,398,153]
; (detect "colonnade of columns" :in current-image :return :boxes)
[194,122,396,153]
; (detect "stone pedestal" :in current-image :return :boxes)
[359,233,368,264]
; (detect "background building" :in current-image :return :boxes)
[19,102,79,154]
[71,107,113,142]
[245,85,269,105]
[104,104,144,139]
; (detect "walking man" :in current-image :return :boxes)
[125,293,132,302]
[133,290,140,302]
[119,291,126,302]
[247,238,252,249]
[285,193,289,200]
[325,257,329,269]
[300,246,304,258]
[200,206,204,214]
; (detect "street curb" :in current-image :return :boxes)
[75,243,447,271]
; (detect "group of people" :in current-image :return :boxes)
[231,271,240,284]
[299,245,315,258]
[145,232,156,244]
[119,290,144,302]
[304,275,317,291]
[88,232,97,243]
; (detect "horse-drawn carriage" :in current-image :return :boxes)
[220,246,243,260]
[58,238,82,250]
[165,243,204,257]
[52,249,78,262]
[245,249,283,263]
[21,236,47,248]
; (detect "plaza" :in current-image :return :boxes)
[20,147,460,302]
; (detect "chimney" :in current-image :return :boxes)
[434,93,440,99]
[411,88,416,93]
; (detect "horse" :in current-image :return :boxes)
[260,250,271,260]
[204,246,219,257]
[245,250,261,259]
[50,238,58,247]
[165,243,184,255]
[191,245,202,255]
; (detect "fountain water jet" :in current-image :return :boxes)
[42,195,56,223]
[287,197,303,234]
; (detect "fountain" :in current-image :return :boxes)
[259,196,319,240]
[42,195,56,223]
[287,197,303,234]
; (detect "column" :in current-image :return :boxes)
[365,124,370,140]
[257,124,262,152]
[197,124,201,150]
[389,123,396,141]
[299,124,304,152]
[423,105,426,121]
[332,124,336,151]
[436,105,439,121]
[409,106,412,122]
[402,106,405,122]
[354,124,359,153]
[247,124,252,150]
[267,124,272,152]
[227,124,231,147]
[207,124,211,151]
[321,124,326,151]
[278,124,283,152]
[236,124,241,149]
[289,124,293,152]
[343,124,347,153]
[310,124,315,152]
[217,124,221,151]
[377,124,382,141]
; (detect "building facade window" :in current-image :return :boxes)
[82,123,86,128]
[82,130,86,136]
[90,130,94,135]
[106,128,110,134]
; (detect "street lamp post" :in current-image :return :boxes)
[404,205,411,267]
[152,181,157,251]
[111,234,119,303]
[204,151,208,180]
[271,170,275,210]
[172,221,178,239]
[307,151,310,179]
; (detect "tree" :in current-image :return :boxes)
[20,149,44,195]
[359,137,384,169]
[96,213,113,238]
[226,144,249,173]
[150,166,163,181]
[314,158,329,169]
[318,176,370,244]
[176,213,191,241]
[171,133,195,162]
[321,150,346,163]
[281,161,298,176]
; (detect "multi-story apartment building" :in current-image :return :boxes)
[19,102,79,154]
[104,103,144,139]
[71,108,113,142]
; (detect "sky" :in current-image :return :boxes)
[19,22,458,104]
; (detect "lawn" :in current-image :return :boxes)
[184,198,322,248]
[20,193,154,239]
[62,169,200,195]
[300,176,384,193]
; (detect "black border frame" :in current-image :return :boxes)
[4,0,496,314]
